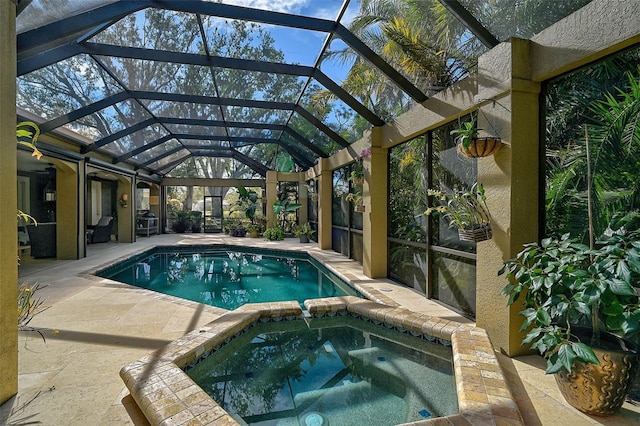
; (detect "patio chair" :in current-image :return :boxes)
[88,216,114,244]
[26,223,56,258]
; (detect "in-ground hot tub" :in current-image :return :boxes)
[120,297,524,425]
[186,316,458,424]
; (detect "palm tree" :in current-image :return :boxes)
[545,53,640,240]
[312,0,478,120]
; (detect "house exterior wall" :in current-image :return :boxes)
[1,0,18,405]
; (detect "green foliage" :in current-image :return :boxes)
[171,210,192,233]
[388,136,428,243]
[425,182,490,231]
[315,0,477,121]
[166,198,182,214]
[232,186,261,223]
[349,160,364,182]
[263,226,284,241]
[545,54,640,241]
[293,222,315,239]
[449,118,479,149]
[18,283,49,342]
[247,222,262,232]
[500,231,640,374]
[190,210,203,227]
[272,198,301,232]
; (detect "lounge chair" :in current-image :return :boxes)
[88,216,114,244]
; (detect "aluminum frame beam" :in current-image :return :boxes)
[439,0,499,48]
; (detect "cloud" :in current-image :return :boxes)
[222,0,310,15]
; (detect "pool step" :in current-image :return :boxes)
[293,379,372,407]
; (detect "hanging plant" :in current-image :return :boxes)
[349,148,371,184]
[425,182,492,242]
[345,191,365,212]
[451,115,501,158]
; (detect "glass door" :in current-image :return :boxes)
[203,195,223,233]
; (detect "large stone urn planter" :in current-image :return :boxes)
[554,328,638,416]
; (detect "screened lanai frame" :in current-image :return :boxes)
[16,0,425,176]
[15,0,595,179]
[16,0,596,179]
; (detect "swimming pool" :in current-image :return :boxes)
[186,316,458,425]
[97,245,360,310]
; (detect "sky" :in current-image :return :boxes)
[219,0,361,81]
[223,0,354,21]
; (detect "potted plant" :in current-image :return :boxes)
[305,178,318,202]
[190,210,202,233]
[247,223,261,238]
[233,186,261,223]
[171,210,192,233]
[272,198,302,235]
[499,230,640,415]
[424,182,492,242]
[294,222,315,243]
[231,225,247,237]
[450,116,501,158]
[345,191,365,213]
[349,148,370,185]
[349,163,364,185]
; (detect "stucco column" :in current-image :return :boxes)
[476,38,540,356]
[149,184,161,217]
[265,171,277,226]
[1,0,18,404]
[117,177,134,243]
[56,161,81,259]
[298,174,308,225]
[316,159,332,250]
[363,127,388,278]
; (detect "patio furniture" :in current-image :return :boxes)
[88,216,114,244]
[136,214,158,237]
[26,222,56,258]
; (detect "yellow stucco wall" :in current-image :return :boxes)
[117,177,133,243]
[1,0,18,405]
[475,39,541,355]
[317,159,333,250]
[363,128,388,278]
[56,161,81,259]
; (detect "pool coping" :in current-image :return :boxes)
[120,297,524,426]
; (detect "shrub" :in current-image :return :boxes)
[263,226,284,241]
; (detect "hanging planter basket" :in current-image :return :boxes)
[354,204,365,213]
[458,137,502,158]
[352,177,365,185]
[458,224,492,242]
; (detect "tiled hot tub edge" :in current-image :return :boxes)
[121,298,524,426]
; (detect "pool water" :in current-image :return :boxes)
[97,247,358,310]
[186,317,458,425]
